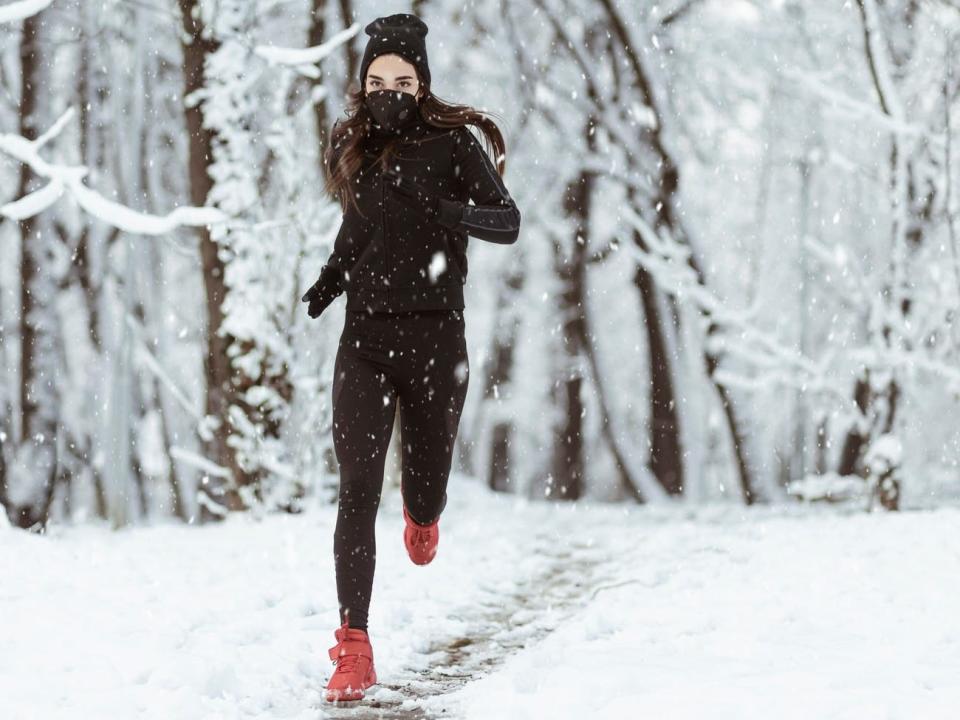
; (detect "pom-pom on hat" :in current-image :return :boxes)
[359,14,431,89]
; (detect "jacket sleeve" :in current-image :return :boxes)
[309,121,349,302]
[436,127,521,245]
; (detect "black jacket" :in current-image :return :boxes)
[307,115,522,314]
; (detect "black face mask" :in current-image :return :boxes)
[364,89,419,133]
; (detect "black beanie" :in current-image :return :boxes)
[359,14,431,89]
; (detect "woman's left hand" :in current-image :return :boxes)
[383,170,462,229]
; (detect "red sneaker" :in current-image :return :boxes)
[324,620,377,702]
[403,505,440,565]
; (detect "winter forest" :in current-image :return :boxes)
[2,0,960,718]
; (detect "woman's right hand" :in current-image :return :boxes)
[301,263,344,319]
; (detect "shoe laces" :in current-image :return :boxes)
[411,524,435,546]
[333,651,362,675]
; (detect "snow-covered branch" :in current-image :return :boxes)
[123,313,204,428]
[253,22,360,78]
[169,446,232,479]
[0,0,54,24]
[0,107,227,233]
[622,193,960,401]
[781,66,945,148]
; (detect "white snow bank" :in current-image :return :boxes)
[4,481,958,719]
[435,502,960,720]
[0,477,594,719]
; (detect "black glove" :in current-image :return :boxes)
[301,263,343,319]
[383,170,463,229]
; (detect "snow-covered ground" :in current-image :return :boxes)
[3,478,959,719]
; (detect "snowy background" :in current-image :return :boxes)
[2,0,960,717]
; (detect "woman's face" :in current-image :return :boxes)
[364,54,422,100]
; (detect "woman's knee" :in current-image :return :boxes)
[336,480,382,516]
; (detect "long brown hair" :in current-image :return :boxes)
[323,72,511,216]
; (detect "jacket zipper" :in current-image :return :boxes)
[381,172,389,304]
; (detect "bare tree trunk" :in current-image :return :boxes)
[13,8,61,531]
[549,238,585,501]
[837,369,901,510]
[547,129,600,501]
[632,250,683,496]
[310,0,331,161]
[150,373,187,522]
[481,266,523,493]
[0,262,8,517]
[309,0,359,162]
[834,0,939,511]
[178,0,250,520]
[337,0,360,83]
[0,400,10,518]
[587,0,756,502]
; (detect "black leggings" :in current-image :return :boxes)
[331,308,469,631]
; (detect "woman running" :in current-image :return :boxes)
[300,12,522,703]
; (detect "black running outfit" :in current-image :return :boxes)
[316,114,521,631]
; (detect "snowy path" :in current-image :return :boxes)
[3,480,959,719]
[339,529,612,719]
[0,478,614,720]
